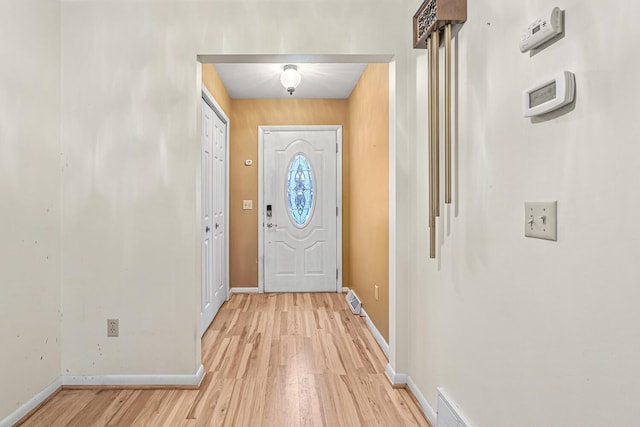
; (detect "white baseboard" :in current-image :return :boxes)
[0,377,62,427]
[437,387,473,427]
[61,364,205,387]
[384,364,437,427]
[409,376,437,426]
[385,363,408,386]
[0,365,205,426]
[229,287,259,294]
[360,307,389,359]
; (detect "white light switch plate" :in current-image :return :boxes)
[525,201,557,241]
[243,200,253,210]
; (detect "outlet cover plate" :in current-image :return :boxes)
[242,200,253,210]
[107,319,119,337]
[525,201,557,241]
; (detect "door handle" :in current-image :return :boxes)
[266,223,277,228]
[215,223,219,229]
[205,226,210,233]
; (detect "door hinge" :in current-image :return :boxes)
[336,268,339,280]
[336,206,338,216]
[336,143,339,153]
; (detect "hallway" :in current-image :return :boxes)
[20,294,428,426]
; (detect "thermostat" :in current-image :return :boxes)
[523,71,575,118]
[519,7,563,53]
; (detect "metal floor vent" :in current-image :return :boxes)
[345,289,362,315]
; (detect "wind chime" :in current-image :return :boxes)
[413,0,467,258]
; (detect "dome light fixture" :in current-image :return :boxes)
[280,64,301,96]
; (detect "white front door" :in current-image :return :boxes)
[201,97,227,335]
[262,128,340,292]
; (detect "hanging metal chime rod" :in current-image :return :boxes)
[413,0,466,259]
[427,24,453,259]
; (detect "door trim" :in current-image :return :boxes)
[201,86,230,309]
[258,125,343,293]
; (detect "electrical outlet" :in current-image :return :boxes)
[374,285,379,301]
[107,319,119,337]
[243,200,253,210]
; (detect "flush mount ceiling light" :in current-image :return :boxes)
[280,64,301,95]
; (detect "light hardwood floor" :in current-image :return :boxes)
[20,293,430,426]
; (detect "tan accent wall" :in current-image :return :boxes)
[202,64,232,116]
[229,99,350,287]
[347,64,389,341]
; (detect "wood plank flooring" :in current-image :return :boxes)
[19,293,430,426]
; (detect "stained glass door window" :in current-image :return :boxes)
[286,153,315,227]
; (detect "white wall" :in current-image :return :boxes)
[59,0,416,378]
[409,0,640,426]
[0,0,61,421]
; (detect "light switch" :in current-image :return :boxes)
[243,200,253,210]
[524,201,557,241]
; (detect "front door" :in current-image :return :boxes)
[201,97,227,335]
[263,128,340,292]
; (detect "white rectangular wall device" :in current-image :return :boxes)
[519,6,563,52]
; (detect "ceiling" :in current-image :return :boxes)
[214,63,369,99]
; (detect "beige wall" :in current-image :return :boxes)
[347,64,389,341]
[202,64,232,118]
[0,0,61,422]
[229,99,350,287]
[407,0,640,425]
[59,0,416,388]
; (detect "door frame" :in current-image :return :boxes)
[201,86,230,316]
[258,125,343,293]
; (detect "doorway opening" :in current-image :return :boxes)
[197,54,395,345]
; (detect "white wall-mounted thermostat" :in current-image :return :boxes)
[523,71,575,117]
[244,159,253,166]
[519,7,563,53]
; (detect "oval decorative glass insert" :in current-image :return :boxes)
[286,153,314,227]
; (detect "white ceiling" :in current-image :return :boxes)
[214,63,369,99]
